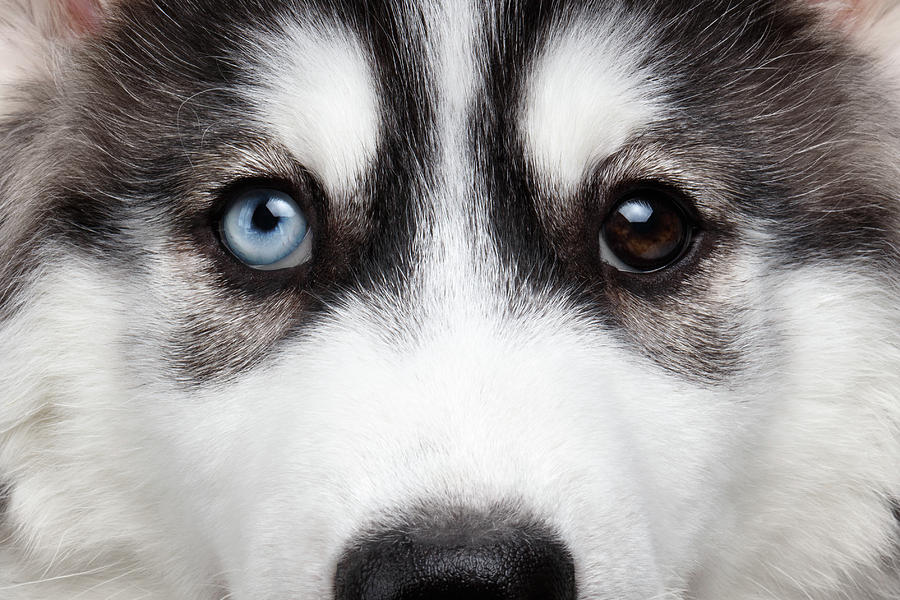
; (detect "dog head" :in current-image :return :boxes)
[1,1,899,598]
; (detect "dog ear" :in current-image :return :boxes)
[804,0,889,30]
[857,1,900,68]
[804,0,900,71]
[0,0,111,46]
[55,0,108,37]
[0,0,112,95]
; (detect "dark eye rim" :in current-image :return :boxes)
[197,173,327,294]
[597,180,701,272]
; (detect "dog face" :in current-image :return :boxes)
[1,1,899,599]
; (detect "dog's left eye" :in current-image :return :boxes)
[599,188,693,273]
[219,188,313,270]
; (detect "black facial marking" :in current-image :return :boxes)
[478,0,561,285]
[1,0,899,385]
[0,104,57,321]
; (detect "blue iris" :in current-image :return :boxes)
[220,189,312,270]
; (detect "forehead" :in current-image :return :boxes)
[163,0,667,202]
[90,0,852,200]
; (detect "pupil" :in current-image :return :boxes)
[629,205,670,245]
[251,201,280,232]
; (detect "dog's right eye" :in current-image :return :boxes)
[219,188,313,270]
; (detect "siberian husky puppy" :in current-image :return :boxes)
[1,1,899,598]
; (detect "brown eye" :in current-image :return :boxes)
[600,189,693,273]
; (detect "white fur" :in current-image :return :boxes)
[0,0,58,113]
[522,10,664,193]
[2,254,898,599]
[866,3,900,79]
[246,18,381,199]
[692,267,900,598]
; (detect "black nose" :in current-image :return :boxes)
[334,513,576,600]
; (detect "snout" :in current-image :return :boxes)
[334,511,576,600]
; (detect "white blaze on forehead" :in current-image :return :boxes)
[417,0,497,298]
[248,21,380,197]
[423,0,480,192]
[523,16,664,191]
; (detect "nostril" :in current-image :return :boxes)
[334,514,576,600]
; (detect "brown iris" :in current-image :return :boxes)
[600,190,691,272]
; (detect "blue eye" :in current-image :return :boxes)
[219,188,313,270]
